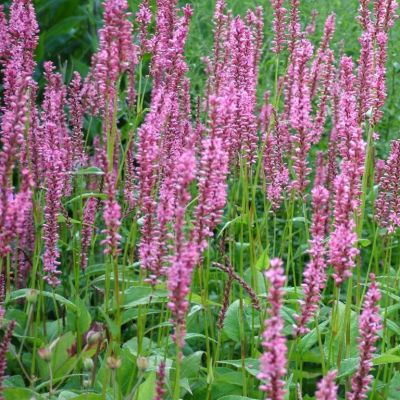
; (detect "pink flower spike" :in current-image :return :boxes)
[270,0,287,54]
[258,258,287,400]
[294,185,329,336]
[316,371,338,400]
[347,274,382,400]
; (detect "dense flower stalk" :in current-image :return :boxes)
[0,77,30,256]
[101,157,121,257]
[263,116,290,209]
[375,140,400,232]
[315,371,338,400]
[312,49,335,143]
[136,0,152,55]
[153,361,166,400]
[167,150,197,349]
[270,0,287,54]
[288,0,301,54]
[357,28,374,123]
[2,0,39,110]
[329,173,359,286]
[81,198,99,269]
[310,14,336,97]
[229,16,258,165]
[372,31,388,124]
[347,274,382,400]
[41,62,71,286]
[43,159,64,286]
[0,320,16,397]
[258,258,287,400]
[294,185,329,335]
[358,0,372,30]
[0,6,8,62]
[329,56,365,286]
[68,72,86,167]
[83,0,134,129]
[290,39,313,194]
[193,134,229,253]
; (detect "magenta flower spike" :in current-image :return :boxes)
[167,149,197,349]
[347,274,382,400]
[270,0,287,54]
[316,371,338,400]
[258,258,287,400]
[294,185,330,336]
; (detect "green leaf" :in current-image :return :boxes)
[136,371,156,400]
[69,395,103,400]
[181,351,204,379]
[358,238,371,247]
[255,248,269,271]
[337,358,359,378]
[58,391,79,400]
[218,359,260,378]
[218,396,257,400]
[222,300,250,342]
[73,166,104,176]
[67,298,91,334]
[373,354,400,365]
[3,388,44,400]
[8,289,77,311]
[389,372,400,399]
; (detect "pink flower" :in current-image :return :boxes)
[193,135,229,253]
[258,258,287,400]
[83,0,134,117]
[0,320,16,394]
[263,117,290,210]
[357,29,374,123]
[294,185,330,335]
[316,371,338,400]
[270,0,287,54]
[68,72,86,167]
[167,150,197,349]
[289,39,314,195]
[347,274,382,400]
[310,14,336,97]
[375,140,400,231]
[288,0,301,55]
[0,76,31,257]
[101,155,121,257]
[329,173,360,286]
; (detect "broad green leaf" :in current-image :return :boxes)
[3,388,44,400]
[218,359,260,378]
[337,358,359,378]
[182,351,204,379]
[8,289,77,311]
[389,372,400,399]
[255,248,269,271]
[136,371,156,400]
[70,395,103,400]
[58,391,79,400]
[222,300,251,342]
[73,166,104,176]
[373,354,400,365]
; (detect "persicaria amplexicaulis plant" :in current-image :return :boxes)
[0,0,399,398]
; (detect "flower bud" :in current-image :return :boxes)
[83,357,94,371]
[26,289,38,304]
[136,356,149,372]
[83,379,92,388]
[106,356,121,370]
[87,331,102,346]
[38,347,52,362]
